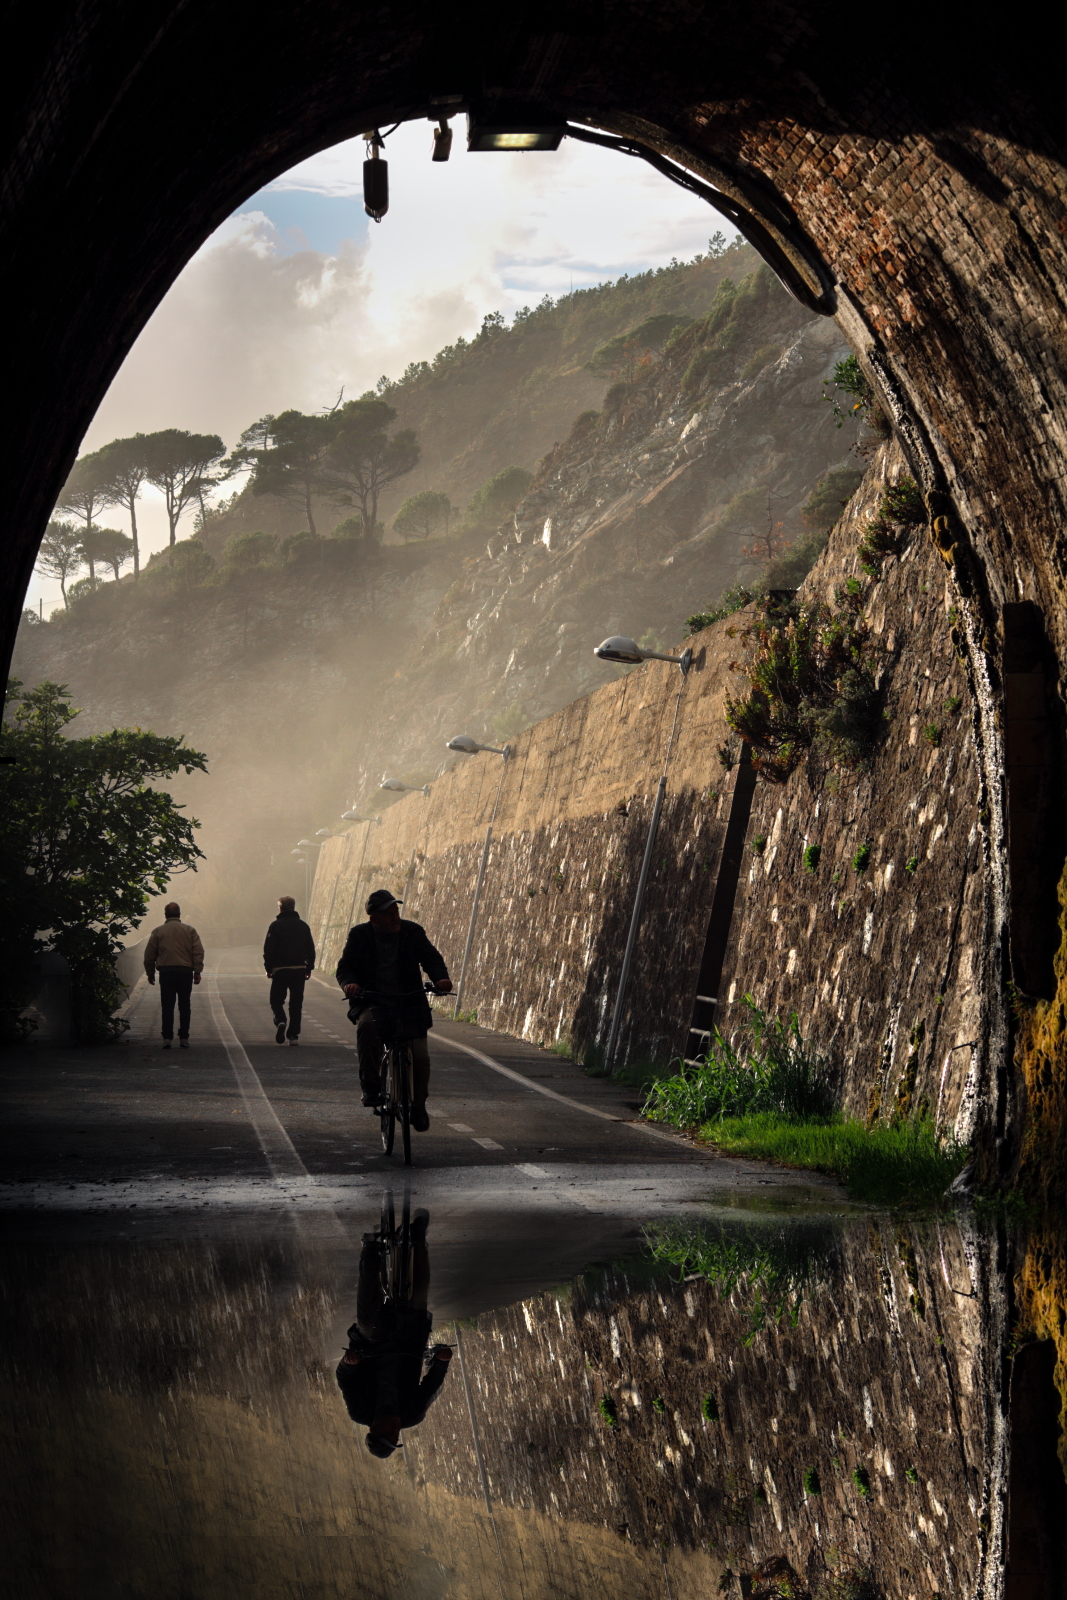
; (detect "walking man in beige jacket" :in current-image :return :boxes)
[144,902,205,1049]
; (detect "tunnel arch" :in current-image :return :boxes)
[7,2,1066,1175]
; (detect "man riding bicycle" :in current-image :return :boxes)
[336,889,452,1131]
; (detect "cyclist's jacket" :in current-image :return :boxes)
[263,908,316,975]
[335,1328,450,1427]
[335,919,449,1030]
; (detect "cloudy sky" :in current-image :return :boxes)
[28,122,734,613]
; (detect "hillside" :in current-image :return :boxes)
[13,263,861,942]
[195,236,763,552]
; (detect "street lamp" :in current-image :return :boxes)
[380,777,431,796]
[446,735,511,758]
[444,736,511,1020]
[341,809,382,823]
[593,631,694,1072]
[594,635,693,676]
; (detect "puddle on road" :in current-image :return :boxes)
[1,1197,1064,1598]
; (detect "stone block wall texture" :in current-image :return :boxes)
[311,441,990,1136]
[716,441,986,1135]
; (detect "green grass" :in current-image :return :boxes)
[700,1111,967,1206]
[643,998,967,1206]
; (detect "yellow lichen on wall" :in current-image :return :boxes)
[1015,861,1067,1204]
[1015,1222,1067,1479]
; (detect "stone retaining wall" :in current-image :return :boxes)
[310,446,991,1135]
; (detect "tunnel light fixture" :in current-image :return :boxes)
[432,120,453,162]
[296,838,315,847]
[466,107,564,153]
[593,635,693,677]
[314,828,335,838]
[447,734,510,758]
[341,809,381,824]
[363,131,388,221]
[381,776,431,796]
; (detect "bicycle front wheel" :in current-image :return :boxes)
[380,1101,396,1154]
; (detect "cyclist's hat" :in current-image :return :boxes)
[366,889,403,914]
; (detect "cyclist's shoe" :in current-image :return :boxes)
[362,1088,383,1108]
[411,1106,430,1132]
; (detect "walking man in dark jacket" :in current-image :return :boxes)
[264,895,316,1044]
[335,889,451,1130]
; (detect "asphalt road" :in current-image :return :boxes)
[0,945,844,1318]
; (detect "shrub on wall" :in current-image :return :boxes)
[724,594,882,780]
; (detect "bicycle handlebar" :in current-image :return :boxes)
[350,982,442,1001]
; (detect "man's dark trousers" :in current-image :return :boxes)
[270,971,306,1039]
[158,967,194,1040]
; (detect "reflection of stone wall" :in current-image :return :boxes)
[312,448,989,1133]
[414,1217,1008,1598]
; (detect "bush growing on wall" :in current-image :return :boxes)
[724,593,882,780]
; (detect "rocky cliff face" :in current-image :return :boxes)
[12,270,855,942]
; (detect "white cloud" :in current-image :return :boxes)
[26,123,735,612]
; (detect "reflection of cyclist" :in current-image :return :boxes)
[336,889,452,1131]
[335,1212,453,1457]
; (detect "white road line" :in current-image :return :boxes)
[514,1164,549,1180]
[473,1137,504,1151]
[450,1122,475,1133]
[432,1034,623,1121]
[206,968,309,1182]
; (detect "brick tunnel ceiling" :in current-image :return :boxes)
[5,1,1066,690]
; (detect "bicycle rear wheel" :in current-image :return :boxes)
[399,1045,413,1167]
[379,1044,396,1153]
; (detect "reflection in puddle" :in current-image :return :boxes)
[1,1198,1064,1597]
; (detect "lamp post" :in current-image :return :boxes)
[446,734,511,1020]
[291,848,310,910]
[294,838,329,914]
[594,630,693,1073]
[338,809,382,940]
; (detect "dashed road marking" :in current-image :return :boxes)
[473,1137,504,1151]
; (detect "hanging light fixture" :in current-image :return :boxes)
[363,131,388,221]
[432,119,453,162]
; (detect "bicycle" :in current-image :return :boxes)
[355,982,438,1166]
[371,1190,414,1304]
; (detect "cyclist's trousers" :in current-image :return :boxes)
[355,1006,431,1104]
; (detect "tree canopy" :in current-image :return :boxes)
[461,465,533,533]
[142,429,226,545]
[393,489,453,541]
[35,520,84,606]
[0,681,207,1041]
[239,410,330,536]
[323,399,420,540]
